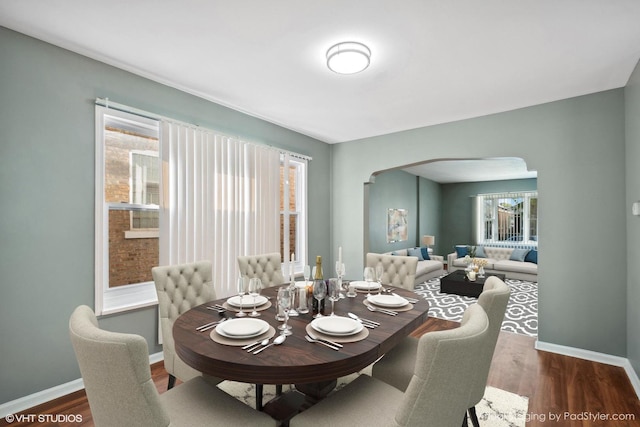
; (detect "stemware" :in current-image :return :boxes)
[363,266,375,298]
[303,265,311,284]
[236,276,247,317]
[335,261,346,298]
[328,278,340,316]
[277,287,293,335]
[375,264,384,295]
[313,279,327,318]
[248,278,263,317]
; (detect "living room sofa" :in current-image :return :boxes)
[383,247,445,286]
[447,245,538,282]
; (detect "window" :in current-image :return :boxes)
[95,106,160,315]
[280,154,307,275]
[476,191,538,246]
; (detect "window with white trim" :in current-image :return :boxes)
[95,106,160,315]
[476,191,538,246]
[280,155,307,275]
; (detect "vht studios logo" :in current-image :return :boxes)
[5,413,83,423]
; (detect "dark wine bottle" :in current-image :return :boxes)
[312,255,325,314]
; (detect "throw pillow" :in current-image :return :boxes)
[408,247,424,261]
[475,246,486,258]
[525,249,538,264]
[454,245,468,258]
[510,248,529,262]
[420,247,431,260]
[391,251,398,256]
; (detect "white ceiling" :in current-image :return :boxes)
[402,157,537,183]
[2,0,640,147]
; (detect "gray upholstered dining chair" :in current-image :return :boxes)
[371,276,511,427]
[237,252,286,288]
[463,276,511,427]
[151,260,221,390]
[237,252,286,408]
[69,305,277,427]
[289,304,490,427]
[365,252,418,290]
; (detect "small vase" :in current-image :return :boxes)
[478,266,485,278]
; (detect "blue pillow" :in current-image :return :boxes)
[420,247,431,260]
[408,247,424,261]
[391,251,399,256]
[510,248,529,262]
[454,245,468,257]
[525,249,538,264]
[475,246,486,258]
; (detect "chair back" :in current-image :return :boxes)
[151,261,215,379]
[468,276,511,406]
[395,304,490,427]
[237,252,285,287]
[365,253,418,290]
[69,305,169,427]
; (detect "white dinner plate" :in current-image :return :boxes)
[216,318,269,339]
[350,280,381,291]
[311,316,363,336]
[367,294,409,308]
[227,295,268,308]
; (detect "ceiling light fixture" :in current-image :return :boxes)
[326,41,371,74]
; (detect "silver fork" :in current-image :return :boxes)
[196,317,227,332]
[305,335,340,350]
[366,305,398,316]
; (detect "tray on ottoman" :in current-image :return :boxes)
[440,270,506,298]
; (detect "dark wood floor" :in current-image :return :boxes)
[3,317,640,427]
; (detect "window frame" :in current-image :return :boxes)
[95,106,160,316]
[476,191,538,247]
[280,155,308,276]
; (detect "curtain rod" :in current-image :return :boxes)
[95,97,312,161]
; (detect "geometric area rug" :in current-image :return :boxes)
[219,371,529,426]
[414,275,538,337]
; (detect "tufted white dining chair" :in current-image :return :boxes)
[69,305,277,427]
[151,261,221,390]
[237,252,286,288]
[365,252,418,290]
[371,276,511,427]
[237,252,286,408]
[290,304,490,427]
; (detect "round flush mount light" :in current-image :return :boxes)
[326,41,371,74]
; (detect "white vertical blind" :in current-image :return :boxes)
[160,120,280,297]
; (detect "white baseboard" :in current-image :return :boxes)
[535,340,640,399]
[0,351,164,419]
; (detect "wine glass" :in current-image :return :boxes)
[313,279,327,318]
[335,261,346,298]
[328,278,340,316]
[248,278,263,317]
[303,265,311,285]
[236,276,247,317]
[363,266,375,298]
[277,287,293,335]
[375,264,384,295]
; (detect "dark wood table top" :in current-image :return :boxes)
[173,285,429,385]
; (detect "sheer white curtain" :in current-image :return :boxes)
[160,120,280,297]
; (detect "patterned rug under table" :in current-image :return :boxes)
[414,275,538,337]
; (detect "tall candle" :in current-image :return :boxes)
[338,246,342,264]
[290,253,295,279]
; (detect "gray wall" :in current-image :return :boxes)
[626,60,640,375]
[367,170,419,253]
[0,28,331,404]
[439,179,538,254]
[332,89,627,358]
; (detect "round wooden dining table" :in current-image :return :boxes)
[173,284,429,419]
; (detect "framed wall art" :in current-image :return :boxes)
[387,208,408,243]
